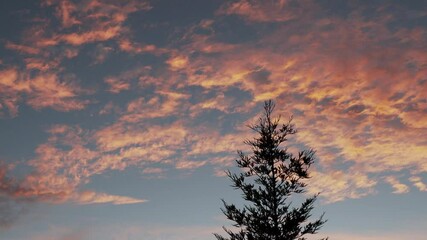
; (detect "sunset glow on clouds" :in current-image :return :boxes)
[1,0,426,239]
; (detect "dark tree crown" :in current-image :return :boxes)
[215,100,327,240]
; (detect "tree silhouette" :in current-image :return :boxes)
[215,100,327,240]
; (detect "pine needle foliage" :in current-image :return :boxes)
[215,100,328,240]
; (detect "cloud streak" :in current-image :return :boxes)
[1,0,426,221]
[164,0,427,202]
[0,68,89,116]
[1,0,153,117]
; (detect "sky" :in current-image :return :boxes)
[0,0,427,239]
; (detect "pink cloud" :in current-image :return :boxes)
[91,44,114,64]
[55,0,81,28]
[61,26,121,46]
[51,0,151,47]
[3,0,153,79]
[118,38,158,54]
[0,66,92,117]
[121,91,190,122]
[104,66,151,93]
[0,0,158,117]
[99,101,120,115]
[166,55,189,70]
[0,68,21,117]
[308,170,377,203]
[158,3,427,202]
[23,57,60,72]
[0,99,256,205]
[175,160,207,170]
[2,0,427,207]
[218,0,306,22]
[0,124,146,206]
[384,176,410,194]
[72,191,146,205]
[26,74,89,111]
[104,77,131,93]
[142,167,165,174]
[5,42,41,55]
[409,176,427,192]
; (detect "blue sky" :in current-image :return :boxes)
[1,0,427,239]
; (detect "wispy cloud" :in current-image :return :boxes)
[385,176,410,194]
[1,0,153,116]
[164,1,427,202]
[104,66,152,93]
[1,0,427,210]
[72,191,146,205]
[218,0,305,22]
[0,68,89,116]
[5,42,41,55]
[0,125,146,208]
[409,176,427,192]
[40,0,151,47]
[308,170,377,203]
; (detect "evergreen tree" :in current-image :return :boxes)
[215,100,327,240]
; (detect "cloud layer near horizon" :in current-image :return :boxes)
[1,0,427,229]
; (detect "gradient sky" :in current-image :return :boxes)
[1,0,427,239]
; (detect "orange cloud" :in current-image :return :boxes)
[5,42,41,55]
[2,112,245,205]
[73,191,146,205]
[308,170,377,203]
[162,3,427,202]
[24,57,59,72]
[0,125,147,206]
[91,44,114,64]
[104,77,131,93]
[55,0,81,28]
[384,176,410,194]
[0,68,21,117]
[94,121,187,153]
[1,66,89,117]
[175,160,207,170]
[61,26,121,46]
[118,39,158,54]
[1,97,257,205]
[104,66,151,93]
[409,176,427,192]
[26,73,89,111]
[142,167,165,174]
[53,0,151,47]
[1,0,158,118]
[121,91,190,122]
[2,0,426,207]
[99,101,120,115]
[167,55,189,70]
[218,0,303,22]
[6,0,152,74]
